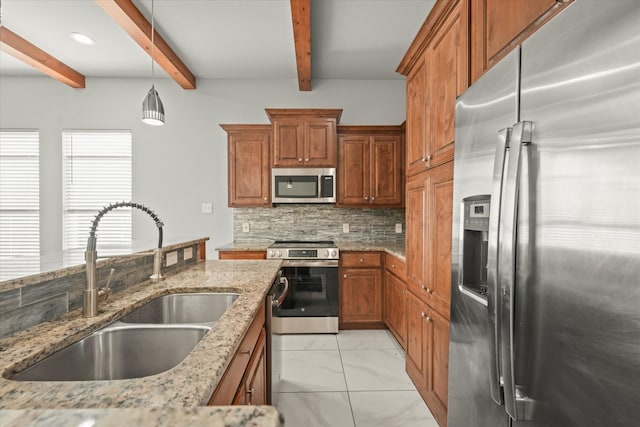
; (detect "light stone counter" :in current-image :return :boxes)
[0,407,280,427]
[216,240,406,261]
[0,260,282,425]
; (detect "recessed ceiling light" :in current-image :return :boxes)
[70,32,95,46]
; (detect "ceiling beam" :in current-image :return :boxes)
[96,0,196,89]
[0,26,86,88]
[290,0,311,91]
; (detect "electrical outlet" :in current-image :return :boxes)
[242,223,250,233]
[166,251,178,266]
[201,202,212,214]
[395,223,403,233]
[343,223,350,233]
[184,247,193,260]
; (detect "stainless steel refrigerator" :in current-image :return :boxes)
[448,1,640,426]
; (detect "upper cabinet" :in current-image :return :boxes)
[266,109,342,168]
[221,124,271,207]
[397,0,468,177]
[470,0,573,83]
[337,126,404,208]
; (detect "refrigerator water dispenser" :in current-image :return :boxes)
[459,195,490,300]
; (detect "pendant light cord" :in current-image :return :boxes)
[151,0,155,84]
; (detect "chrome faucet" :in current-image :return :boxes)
[84,201,165,317]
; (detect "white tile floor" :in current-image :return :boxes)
[275,329,439,427]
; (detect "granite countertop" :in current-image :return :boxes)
[0,406,280,427]
[217,240,406,261]
[0,260,282,419]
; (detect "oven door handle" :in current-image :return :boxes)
[273,276,289,308]
[280,260,339,268]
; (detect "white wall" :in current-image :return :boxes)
[0,76,406,258]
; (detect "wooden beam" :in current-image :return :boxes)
[96,0,196,89]
[0,26,86,88]
[290,0,311,91]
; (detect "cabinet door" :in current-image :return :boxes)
[226,127,271,207]
[218,250,267,260]
[384,270,406,349]
[405,290,428,385]
[244,329,267,406]
[340,267,383,324]
[406,57,428,177]
[470,0,571,82]
[371,135,403,206]
[425,308,449,427]
[337,134,370,205]
[425,161,453,320]
[406,170,429,293]
[426,0,467,170]
[304,120,337,167]
[272,120,304,167]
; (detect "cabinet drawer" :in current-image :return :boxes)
[385,253,407,281]
[341,252,382,268]
[219,250,266,260]
[208,302,266,405]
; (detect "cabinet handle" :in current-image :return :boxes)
[421,312,426,318]
[240,349,252,356]
[422,156,427,162]
[426,288,433,294]
[427,154,432,161]
[343,274,347,278]
[402,290,406,294]
[246,387,254,405]
[421,285,426,290]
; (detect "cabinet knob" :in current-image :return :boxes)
[371,197,376,201]
[359,258,364,263]
[364,196,369,200]
[391,264,396,268]
[421,285,426,290]
[427,154,432,161]
[343,274,347,278]
[421,312,426,318]
[298,158,303,162]
[263,197,267,201]
[426,288,433,294]
[422,156,427,162]
[305,158,309,162]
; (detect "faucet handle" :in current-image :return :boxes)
[99,268,115,301]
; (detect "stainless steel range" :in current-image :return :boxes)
[268,240,339,333]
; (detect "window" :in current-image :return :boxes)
[0,130,40,279]
[62,131,132,256]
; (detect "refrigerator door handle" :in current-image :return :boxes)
[499,121,534,420]
[487,127,511,406]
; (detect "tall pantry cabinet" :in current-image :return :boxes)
[397,0,468,425]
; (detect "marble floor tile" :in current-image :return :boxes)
[276,392,355,427]
[341,349,414,391]
[349,390,438,427]
[278,333,339,351]
[337,329,398,350]
[280,350,347,392]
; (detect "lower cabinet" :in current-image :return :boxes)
[405,290,449,427]
[208,302,267,405]
[384,269,407,350]
[339,252,384,328]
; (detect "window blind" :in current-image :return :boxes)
[0,130,40,262]
[62,131,132,251]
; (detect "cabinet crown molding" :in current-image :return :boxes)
[265,108,343,124]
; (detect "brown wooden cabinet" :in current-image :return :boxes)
[470,0,572,83]
[406,290,449,427]
[221,124,271,207]
[339,252,384,328]
[266,109,342,167]
[384,267,407,350]
[208,302,267,405]
[405,161,453,321]
[399,0,468,177]
[218,250,267,260]
[337,126,403,208]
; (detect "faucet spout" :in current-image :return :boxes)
[83,201,165,318]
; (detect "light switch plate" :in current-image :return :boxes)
[395,223,403,233]
[201,202,212,214]
[166,251,178,266]
[343,223,350,233]
[242,223,250,233]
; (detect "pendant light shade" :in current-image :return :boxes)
[142,85,165,126]
[142,0,164,126]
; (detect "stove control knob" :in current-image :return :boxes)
[276,250,283,257]
[268,250,275,258]
[330,249,338,258]
[324,249,330,257]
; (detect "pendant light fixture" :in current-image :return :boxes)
[142,0,165,126]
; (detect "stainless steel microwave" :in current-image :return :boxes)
[271,168,336,203]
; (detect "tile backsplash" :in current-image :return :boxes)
[233,205,405,242]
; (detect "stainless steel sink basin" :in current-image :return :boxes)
[10,325,209,381]
[119,292,240,324]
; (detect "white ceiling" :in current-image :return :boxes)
[0,0,435,83]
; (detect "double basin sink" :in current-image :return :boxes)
[9,292,239,382]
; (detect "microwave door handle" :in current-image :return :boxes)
[487,127,511,406]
